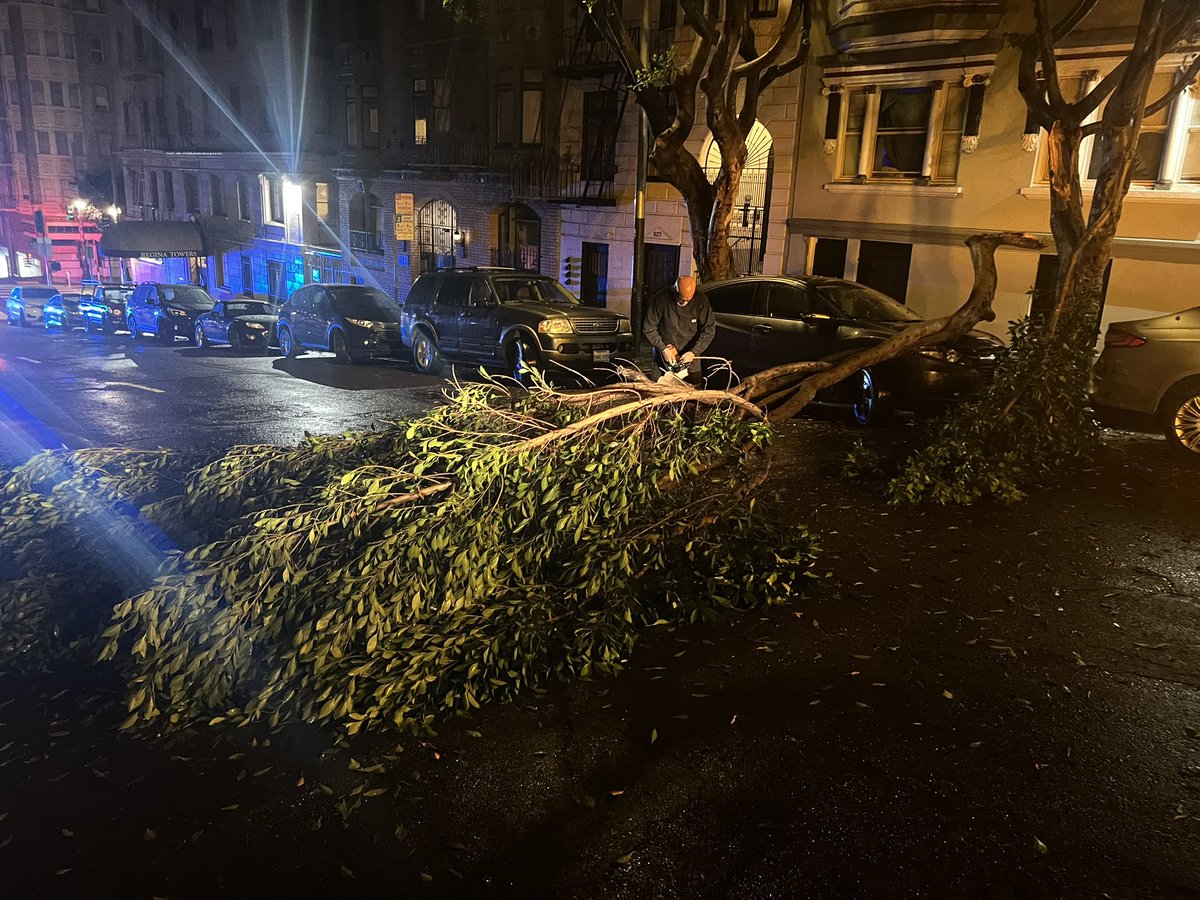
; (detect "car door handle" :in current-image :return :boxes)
[752,323,773,333]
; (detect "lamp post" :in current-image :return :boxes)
[72,198,90,281]
[105,206,122,281]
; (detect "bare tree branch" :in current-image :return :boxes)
[1143,52,1200,117]
[1052,0,1100,40]
[1033,0,1067,112]
[733,0,805,77]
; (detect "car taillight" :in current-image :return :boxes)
[1104,329,1146,348]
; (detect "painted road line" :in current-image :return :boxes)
[16,356,42,364]
[105,381,166,394]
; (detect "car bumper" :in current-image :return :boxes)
[1091,352,1158,415]
[540,337,635,369]
[349,331,406,358]
[901,359,996,412]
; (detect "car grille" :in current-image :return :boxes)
[572,318,619,335]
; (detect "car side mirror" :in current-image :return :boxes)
[801,312,833,325]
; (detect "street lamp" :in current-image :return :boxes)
[72,198,91,280]
[106,205,121,222]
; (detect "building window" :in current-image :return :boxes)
[315,182,330,220]
[89,38,105,63]
[225,0,238,46]
[363,86,380,147]
[228,85,241,116]
[237,176,250,220]
[521,68,543,145]
[54,132,69,155]
[44,31,59,57]
[431,79,449,135]
[184,173,200,213]
[178,95,193,136]
[749,0,779,16]
[496,69,514,146]
[659,0,677,29]
[203,95,218,136]
[63,34,75,60]
[24,29,40,55]
[261,174,284,224]
[196,2,214,50]
[68,84,80,109]
[345,86,359,147]
[349,192,383,251]
[582,91,618,181]
[210,174,225,216]
[123,102,133,137]
[836,81,966,184]
[413,79,427,144]
[31,81,45,106]
[1038,66,1200,189]
[49,82,64,107]
[149,171,159,208]
[164,171,176,211]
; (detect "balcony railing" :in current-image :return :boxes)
[558,22,675,75]
[350,230,383,252]
[392,138,493,169]
[511,152,616,205]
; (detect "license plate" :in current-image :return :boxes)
[593,350,610,362]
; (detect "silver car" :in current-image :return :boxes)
[1092,306,1200,455]
[6,285,61,327]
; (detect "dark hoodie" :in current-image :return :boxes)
[642,286,716,373]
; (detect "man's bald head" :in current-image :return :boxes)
[676,275,697,303]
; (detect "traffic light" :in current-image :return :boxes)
[66,204,76,221]
[33,210,45,233]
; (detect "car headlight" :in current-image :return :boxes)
[244,322,266,331]
[108,305,123,314]
[617,317,632,334]
[918,347,961,364]
[538,317,573,335]
[344,318,377,328]
[168,308,189,317]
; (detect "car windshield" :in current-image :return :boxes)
[328,287,401,319]
[492,277,580,305]
[817,282,923,323]
[159,286,215,309]
[60,293,84,304]
[101,288,133,302]
[224,301,275,317]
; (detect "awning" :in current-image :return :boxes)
[99,221,206,259]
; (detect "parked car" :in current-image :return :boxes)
[702,275,1005,424]
[400,267,633,380]
[6,285,61,327]
[1092,306,1200,455]
[43,292,87,331]
[194,298,280,351]
[126,283,216,344]
[81,283,136,334]
[277,284,406,364]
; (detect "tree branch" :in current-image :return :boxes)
[1144,53,1200,118]
[1033,0,1067,111]
[733,0,805,77]
[1052,0,1100,40]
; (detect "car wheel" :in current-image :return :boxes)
[83,316,94,334]
[6,311,15,326]
[279,325,299,358]
[1160,380,1200,456]
[230,329,243,351]
[19,310,29,327]
[508,334,541,386]
[127,315,139,339]
[850,367,891,426]
[330,329,354,365]
[411,329,442,375]
[195,324,211,348]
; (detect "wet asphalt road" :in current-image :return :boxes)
[0,319,446,464]
[1,319,1199,898]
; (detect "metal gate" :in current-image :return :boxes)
[418,199,457,271]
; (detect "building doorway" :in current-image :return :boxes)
[494,203,541,272]
[704,121,773,276]
[580,242,608,307]
[418,199,457,272]
[811,238,848,277]
[857,240,912,304]
[645,243,680,298]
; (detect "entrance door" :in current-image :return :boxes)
[580,242,608,307]
[856,240,912,304]
[644,243,680,298]
[241,255,254,295]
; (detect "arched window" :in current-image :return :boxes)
[349,192,382,252]
[418,199,457,271]
[704,121,773,275]
[493,203,541,272]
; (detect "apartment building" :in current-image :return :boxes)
[0,0,116,283]
[106,0,343,297]
[788,0,1200,337]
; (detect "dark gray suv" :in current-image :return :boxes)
[400,268,632,380]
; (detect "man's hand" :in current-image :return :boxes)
[680,351,695,365]
[662,344,678,365]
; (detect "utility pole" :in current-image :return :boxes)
[630,1,650,352]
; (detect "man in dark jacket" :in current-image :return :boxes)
[642,275,716,382]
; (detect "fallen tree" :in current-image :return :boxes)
[0,232,1038,732]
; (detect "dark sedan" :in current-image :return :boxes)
[81,283,136,334]
[194,299,280,351]
[43,292,87,331]
[703,276,1005,424]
